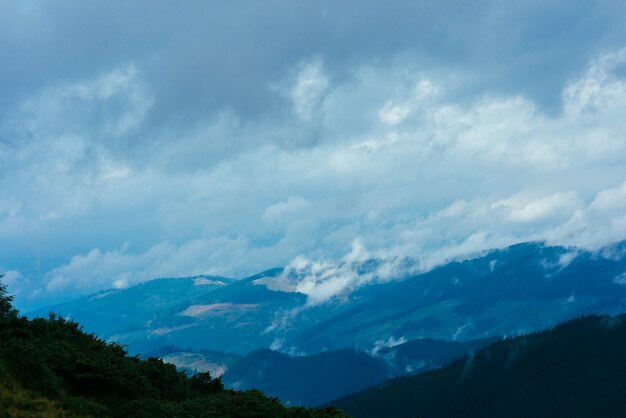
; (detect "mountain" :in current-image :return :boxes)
[30,275,235,343]
[330,313,626,418]
[143,337,494,407]
[286,242,626,352]
[30,242,626,358]
[0,277,348,418]
[30,269,308,355]
[223,349,387,407]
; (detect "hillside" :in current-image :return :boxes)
[331,313,626,418]
[376,336,497,376]
[0,277,348,418]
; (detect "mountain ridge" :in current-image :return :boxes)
[29,241,626,357]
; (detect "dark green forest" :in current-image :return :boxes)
[332,312,626,418]
[0,276,348,418]
[223,348,389,406]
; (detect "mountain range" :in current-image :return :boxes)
[149,336,495,406]
[29,241,626,405]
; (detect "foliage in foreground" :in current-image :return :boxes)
[0,276,348,418]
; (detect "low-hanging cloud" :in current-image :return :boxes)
[278,239,414,306]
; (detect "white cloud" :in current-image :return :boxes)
[0,270,29,299]
[262,196,311,224]
[44,238,250,295]
[500,192,582,223]
[563,48,626,117]
[289,57,329,121]
[379,101,411,126]
[279,239,416,306]
[2,270,22,287]
[371,336,407,356]
[590,181,626,212]
[19,64,152,138]
[0,65,153,234]
[3,47,626,308]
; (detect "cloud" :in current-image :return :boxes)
[371,336,407,356]
[289,57,330,121]
[262,196,311,224]
[1,3,626,309]
[590,181,626,212]
[498,192,582,223]
[379,102,411,126]
[563,48,626,116]
[278,239,417,306]
[10,63,152,144]
[8,50,626,307]
[1,270,24,294]
[261,183,626,306]
[43,239,250,295]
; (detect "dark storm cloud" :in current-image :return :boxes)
[2,1,625,124]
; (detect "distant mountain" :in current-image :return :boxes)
[30,242,626,359]
[146,337,494,407]
[223,349,387,407]
[30,275,235,343]
[330,313,626,418]
[30,269,308,355]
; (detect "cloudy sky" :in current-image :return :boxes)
[2,0,626,310]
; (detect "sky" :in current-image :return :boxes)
[2,0,626,310]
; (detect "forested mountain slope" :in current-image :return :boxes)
[331,313,626,418]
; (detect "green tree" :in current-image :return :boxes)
[0,274,17,319]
